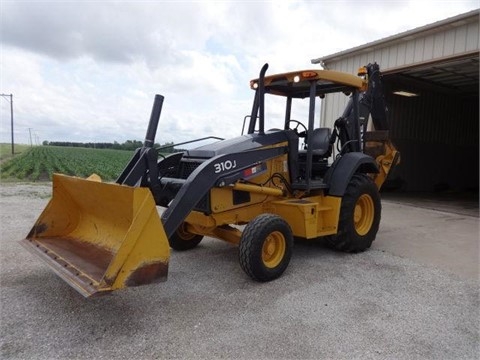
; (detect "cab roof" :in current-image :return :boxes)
[250,69,367,98]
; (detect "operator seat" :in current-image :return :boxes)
[298,127,332,177]
[299,128,331,158]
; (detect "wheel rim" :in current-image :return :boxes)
[354,194,375,236]
[262,231,286,269]
[177,223,196,241]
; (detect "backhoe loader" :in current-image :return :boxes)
[21,63,399,297]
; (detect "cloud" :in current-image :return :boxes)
[1,2,214,66]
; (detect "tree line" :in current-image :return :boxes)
[42,140,178,153]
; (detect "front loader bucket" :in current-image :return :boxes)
[20,174,170,297]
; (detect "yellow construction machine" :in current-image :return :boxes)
[21,63,399,297]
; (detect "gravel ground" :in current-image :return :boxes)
[0,183,478,360]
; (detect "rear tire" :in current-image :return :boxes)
[239,214,293,282]
[327,174,381,252]
[169,223,203,251]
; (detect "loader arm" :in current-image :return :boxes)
[156,146,288,239]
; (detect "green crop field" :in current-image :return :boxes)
[0,146,134,182]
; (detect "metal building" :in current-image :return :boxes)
[312,9,479,193]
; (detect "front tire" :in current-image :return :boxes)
[169,223,204,251]
[327,174,381,252]
[239,214,293,282]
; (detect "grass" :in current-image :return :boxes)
[0,145,135,182]
[0,143,30,162]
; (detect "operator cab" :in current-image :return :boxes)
[248,64,367,192]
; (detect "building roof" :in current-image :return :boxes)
[311,9,480,64]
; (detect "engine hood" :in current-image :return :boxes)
[184,131,292,159]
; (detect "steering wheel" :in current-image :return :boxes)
[287,120,308,138]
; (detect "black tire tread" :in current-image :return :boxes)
[327,174,381,253]
[239,214,293,282]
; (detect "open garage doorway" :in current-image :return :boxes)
[380,55,478,213]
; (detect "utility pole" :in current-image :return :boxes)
[28,128,33,147]
[0,94,14,154]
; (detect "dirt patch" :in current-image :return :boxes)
[0,182,52,199]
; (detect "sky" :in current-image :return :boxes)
[0,0,478,146]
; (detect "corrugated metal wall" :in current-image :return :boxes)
[324,14,479,72]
